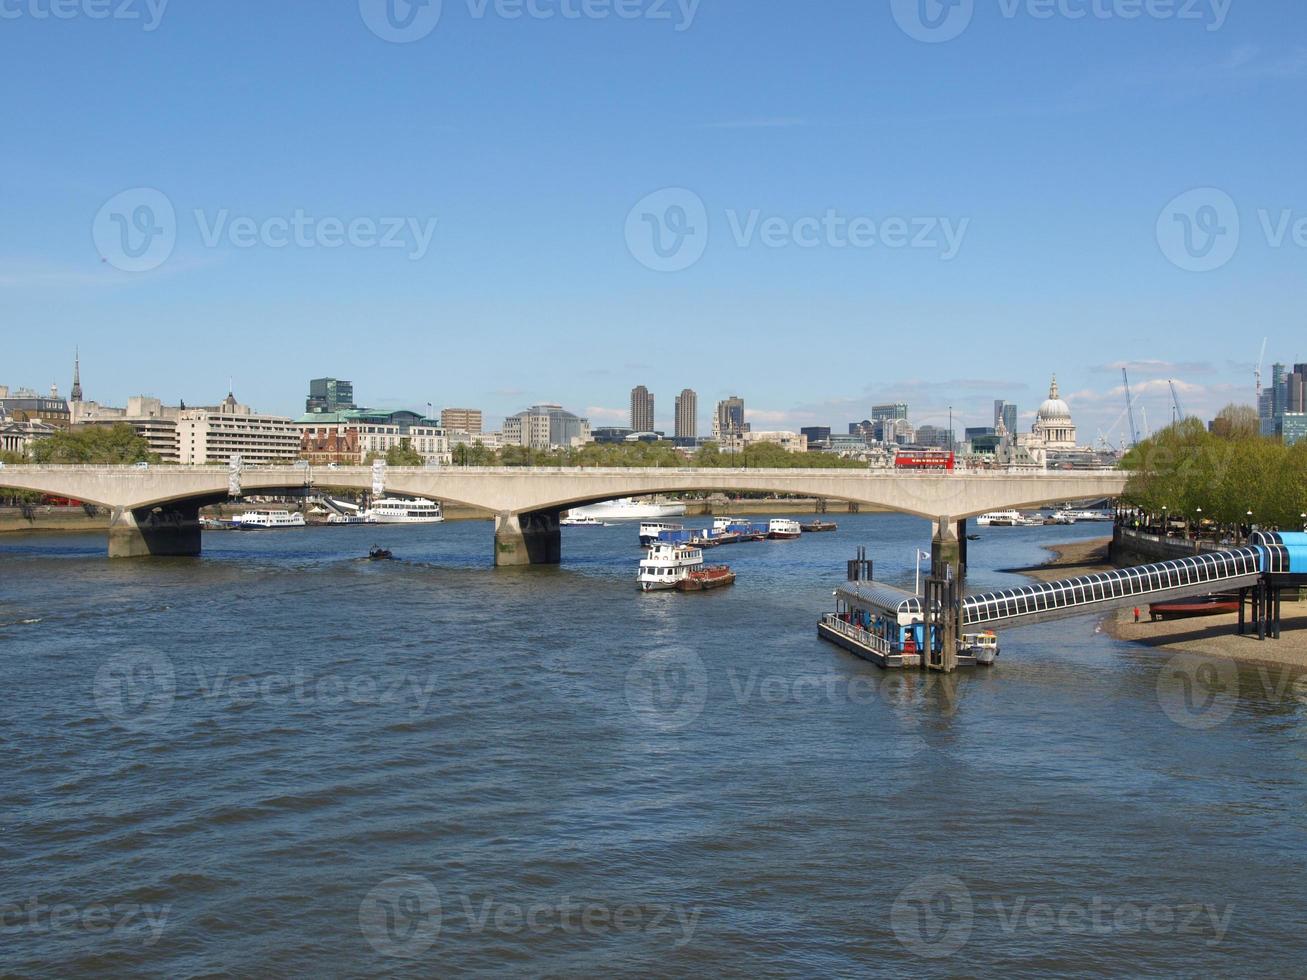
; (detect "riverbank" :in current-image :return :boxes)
[0,502,497,533]
[1015,536,1307,669]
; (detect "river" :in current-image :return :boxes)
[2,515,1304,976]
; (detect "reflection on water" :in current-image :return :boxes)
[1,515,1305,975]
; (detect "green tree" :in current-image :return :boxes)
[31,424,158,464]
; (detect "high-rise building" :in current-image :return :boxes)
[993,400,1017,435]
[674,389,697,441]
[872,403,908,423]
[630,386,655,432]
[801,426,832,448]
[306,378,355,415]
[713,396,746,439]
[441,407,483,434]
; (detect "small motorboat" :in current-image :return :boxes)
[676,566,737,592]
[368,546,394,561]
[967,534,981,541]
[800,520,838,533]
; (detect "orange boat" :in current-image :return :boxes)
[676,566,737,592]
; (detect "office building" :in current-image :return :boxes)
[630,386,655,433]
[713,396,746,440]
[177,393,300,465]
[0,385,71,429]
[441,407,483,434]
[295,408,451,465]
[306,378,356,415]
[502,404,592,450]
[994,400,1017,435]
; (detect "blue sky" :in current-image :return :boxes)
[2,0,1305,442]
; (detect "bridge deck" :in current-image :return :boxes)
[961,548,1266,631]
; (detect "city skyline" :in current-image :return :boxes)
[10,347,1275,446]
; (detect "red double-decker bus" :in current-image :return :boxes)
[894,447,955,471]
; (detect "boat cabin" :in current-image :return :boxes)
[820,583,944,668]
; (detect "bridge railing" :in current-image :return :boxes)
[0,463,1131,478]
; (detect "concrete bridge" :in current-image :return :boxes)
[0,464,1129,565]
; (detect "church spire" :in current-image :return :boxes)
[70,347,83,403]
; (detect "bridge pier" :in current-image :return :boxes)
[108,504,202,559]
[931,517,967,589]
[494,510,561,567]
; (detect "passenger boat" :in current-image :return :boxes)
[364,498,444,524]
[1048,511,1078,525]
[573,498,687,521]
[231,511,306,529]
[562,514,606,527]
[976,511,1022,527]
[767,519,803,540]
[639,521,684,545]
[675,566,736,592]
[1065,509,1114,522]
[638,543,703,591]
[327,513,378,525]
[800,520,838,533]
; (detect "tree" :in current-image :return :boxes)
[31,424,158,464]
[1211,403,1260,441]
[385,439,424,467]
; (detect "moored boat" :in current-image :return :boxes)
[639,521,684,545]
[767,519,802,540]
[800,520,838,533]
[364,498,444,524]
[637,543,705,592]
[562,514,606,527]
[675,566,736,592]
[231,510,306,529]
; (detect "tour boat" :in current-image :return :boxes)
[637,543,705,592]
[573,498,687,521]
[976,511,1023,527]
[562,514,606,527]
[767,519,803,540]
[327,513,378,525]
[231,511,306,529]
[363,498,445,524]
[1066,509,1114,522]
[639,521,685,545]
[1048,511,1078,525]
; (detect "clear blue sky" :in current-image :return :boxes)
[3,0,1304,442]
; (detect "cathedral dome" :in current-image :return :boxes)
[1037,376,1072,422]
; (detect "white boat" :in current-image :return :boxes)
[231,510,306,529]
[767,519,802,540]
[976,511,1023,527]
[572,498,687,521]
[639,521,684,545]
[713,517,751,532]
[962,631,1000,665]
[364,498,445,524]
[327,513,379,525]
[562,514,606,527]
[1048,511,1078,525]
[637,543,704,592]
[1066,509,1114,522]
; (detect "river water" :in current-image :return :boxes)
[2,515,1305,976]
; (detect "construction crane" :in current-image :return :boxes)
[1122,367,1140,447]
[1255,337,1268,402]
[1169,380,1186,424]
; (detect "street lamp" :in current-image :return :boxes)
[1300,512,1306,532]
